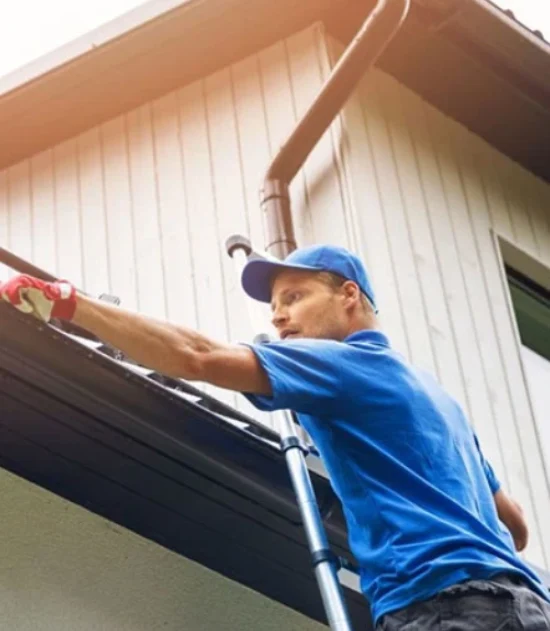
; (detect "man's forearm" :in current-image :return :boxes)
[72,295,224,380]
[1,275,271,394]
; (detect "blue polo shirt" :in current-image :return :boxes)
[244,329,548,624]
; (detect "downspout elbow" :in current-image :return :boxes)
[261,0,410,259]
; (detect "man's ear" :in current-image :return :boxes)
[341,281,361,307]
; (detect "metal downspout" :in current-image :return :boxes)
[261,0,410,259]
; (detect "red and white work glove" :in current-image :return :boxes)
[0,275,77,323]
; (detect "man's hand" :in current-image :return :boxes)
[494,489,529,552]
[0,275,77,323]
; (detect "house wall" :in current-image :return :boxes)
[0,468,325,631]
[0,20,549,616]
[327,33,550,569]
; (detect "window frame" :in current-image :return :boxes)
[493,230,550,486]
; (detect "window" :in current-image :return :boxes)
[507,267,550,361]
[506,265,550,473]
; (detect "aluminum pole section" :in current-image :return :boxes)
[226,234,354,631]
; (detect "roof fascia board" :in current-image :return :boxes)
[0,0,195,96]
[0,304,350,551]
[427,0,550,108]
[1,0,550,182]
[327,0,550,183]
[0,374,371,628]
[468,0,549,56]
[0,0,342,171]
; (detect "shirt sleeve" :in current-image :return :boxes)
[473,432,501,494]
[242,338,347,416]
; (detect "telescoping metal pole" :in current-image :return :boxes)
[226,234,354,631]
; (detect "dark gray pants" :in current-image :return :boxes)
[377,575,550,630]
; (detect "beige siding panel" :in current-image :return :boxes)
[151,94,198,328]
[381,73,474,395]
[286,27,349,247]
[177,80,226,338]
[326,37,410,357]
[230,55,269,250]
[204,66,252,409]
[127,103,167,321]
[53,140,84,287]
[100,116,139,311]
[258,40,311,245]
[500,159,539,257]
[177,78,235,408]
[397,83,477,414]
[77,128,111,297]
[368,72,444,378]
[30,149,58,277]
[479,146,515,239]
[421,95,508,468]
[204,67,250,343]
[7,162,33,265]
[230,53,272,325]
[522,173,543,259]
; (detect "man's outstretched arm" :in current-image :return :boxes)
[1,275,272,396]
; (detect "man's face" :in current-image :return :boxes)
[270,269,349,341]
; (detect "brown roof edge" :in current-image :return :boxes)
[0,0,193,97]
[0,0,549,181]
[436,0,550,105]
[2,0,547,102]
[328,0,550,183]
[483,0,548,47]
[387,0,550,105]
[0,0,344,171]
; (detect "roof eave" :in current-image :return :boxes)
[0,0,549,182]
[328,0,550,183]
[0,0,348,171]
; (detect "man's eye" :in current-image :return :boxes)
[289,292,302,303]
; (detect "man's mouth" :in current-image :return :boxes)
[280,329,300,340]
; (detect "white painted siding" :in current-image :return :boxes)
[328,35,550,569]
[1,22,549,577]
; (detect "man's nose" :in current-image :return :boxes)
[271,305,289,329]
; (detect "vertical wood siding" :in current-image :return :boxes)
[1,23,549,569]
[328,35,550,569]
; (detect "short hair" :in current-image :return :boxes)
[317,271,374,314]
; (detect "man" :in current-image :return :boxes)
[1,244,549,630]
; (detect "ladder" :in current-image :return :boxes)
[226,234,354,631]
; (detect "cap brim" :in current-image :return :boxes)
[241,258,319,303]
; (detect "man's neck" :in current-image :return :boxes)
[347,313,379,337]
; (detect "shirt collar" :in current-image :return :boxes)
[344,329,390,346]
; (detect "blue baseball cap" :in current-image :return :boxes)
[241,244,377,311]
